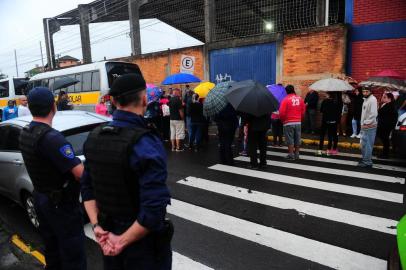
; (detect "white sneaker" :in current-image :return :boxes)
[350,134,356,138]
[356,134,361,139]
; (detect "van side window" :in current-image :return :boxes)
[91,71,100,91]
[67,75,76,93]
[82,72,92,92]
[48,78,55,91]
[75,74,82,92]
[0,81,9,98]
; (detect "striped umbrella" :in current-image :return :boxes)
[203,81,234,117]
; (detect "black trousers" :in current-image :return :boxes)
[248,130,267,166]
[103,219,172,270]
[271,119,283,145]
[378,127,392,155]
[34,192,86,270]
[319,122,338,150]
[218,125,236,165]
[161,116,170,140]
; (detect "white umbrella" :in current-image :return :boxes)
[309,78,354,92]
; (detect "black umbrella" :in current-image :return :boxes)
[225,80,279,116]
[52,76,79,91]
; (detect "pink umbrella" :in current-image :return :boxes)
[371,70,404,80]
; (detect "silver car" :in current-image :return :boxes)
[0,111,110,228]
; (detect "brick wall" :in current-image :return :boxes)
[353,0,406,25]
[282,25,347,97]
[115,46,205,86]
[351,38,406,81]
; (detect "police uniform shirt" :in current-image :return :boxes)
[81,110,171,231]
[30,121,81,178]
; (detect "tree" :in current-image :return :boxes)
[0,71,7,80]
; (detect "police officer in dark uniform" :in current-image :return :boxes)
[81,73,172,269]
[19,87,86,270]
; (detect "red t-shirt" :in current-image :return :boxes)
[279,94,306,125]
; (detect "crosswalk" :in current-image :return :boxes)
[84,146,404,270]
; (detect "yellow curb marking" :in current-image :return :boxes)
[11,234,46,266]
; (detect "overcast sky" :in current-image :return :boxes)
[0,0,202,78]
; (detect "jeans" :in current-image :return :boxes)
[360,127,377,166]
[351,118,360,135]
[189,123,202,147]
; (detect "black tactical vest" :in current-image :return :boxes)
[83,124,150,219]
[19,125,66,193]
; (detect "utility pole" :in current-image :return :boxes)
[14,49,19,77]
[39,41,45,68]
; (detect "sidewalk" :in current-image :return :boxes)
[267,132,384,151]
[0,219,43,270]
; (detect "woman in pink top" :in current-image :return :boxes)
[95,96,110,117]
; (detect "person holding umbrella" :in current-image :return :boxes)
[317,92,341,156]
[377,92,398,158]
[279,85,306,160]
[56,91,73,111]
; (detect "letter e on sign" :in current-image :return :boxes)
[180,55,195,74]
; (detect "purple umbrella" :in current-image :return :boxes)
[266,84,286,104]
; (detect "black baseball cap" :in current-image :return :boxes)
[109,73,146,97]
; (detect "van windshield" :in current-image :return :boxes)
[105,62,142,88]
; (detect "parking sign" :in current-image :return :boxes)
[180,55,195,74]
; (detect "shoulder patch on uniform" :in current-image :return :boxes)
[59,145,75,159]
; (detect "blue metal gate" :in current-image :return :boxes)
[209,43,277,86]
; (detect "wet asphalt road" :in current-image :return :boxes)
[0,138,405,269]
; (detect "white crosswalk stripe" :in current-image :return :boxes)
[177,176,397,234]
[264,150,406,173]
[235,155,404,184]
[167,199,387,270]
[210,163,403,203]
[83,224,213,270]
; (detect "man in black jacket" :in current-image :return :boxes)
[304,89,319,134]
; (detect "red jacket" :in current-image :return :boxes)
[279,94,306,125]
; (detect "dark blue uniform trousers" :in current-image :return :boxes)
[103,219,172,270]
[34,192,86,270]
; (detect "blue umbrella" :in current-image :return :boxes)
[266,84,286,104]
[161,73,201,85]
[146,86,162,103]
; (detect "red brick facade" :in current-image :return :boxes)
[116,46,205,86]
[282,25,347,97]
[351,38,406,81]
[353,0,406,25]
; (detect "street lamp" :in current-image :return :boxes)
[265,22,273,31]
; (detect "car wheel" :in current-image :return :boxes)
[388,244,401,270]
[23,193,40,229]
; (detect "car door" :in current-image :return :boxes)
[0,125,27,201]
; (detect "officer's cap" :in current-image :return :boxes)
[109,73,146,97]
[27,87,55,109]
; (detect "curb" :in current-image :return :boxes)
[267,136,383,151]
[11,235,46,266]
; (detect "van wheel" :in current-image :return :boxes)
[388,244,401,270]
[23,193,40,229]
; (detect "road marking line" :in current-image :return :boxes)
[236,155,404,184]
[268,145,405,163]
[11,234,46,265]
[178,177,397,234]
[83,224,213,270]
[168,199,386,270]
[265,150,406,173]
[209,164,403,203]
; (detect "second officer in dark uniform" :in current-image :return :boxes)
[19,87,86,270]
[81,73,172,269]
